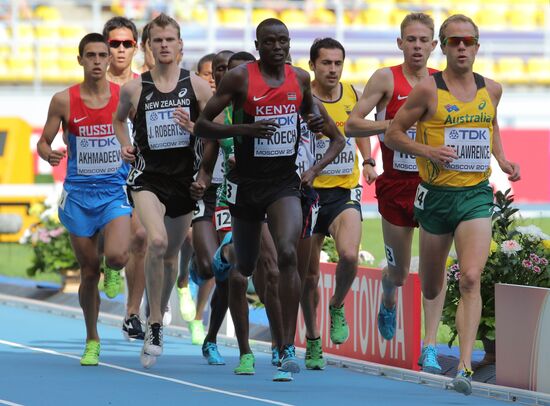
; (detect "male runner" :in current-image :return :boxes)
[385,14,520,394]
[300,37,376,369]
[103,16,147,341]
[345,13,445,373]
[195,18,344,380]
[196,53,216,91]
[37,33,131,366]
[113,14,214,368]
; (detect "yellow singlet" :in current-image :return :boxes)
[416,72,494,187]
[313,83,359,189]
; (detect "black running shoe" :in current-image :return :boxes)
[122,314,145,341]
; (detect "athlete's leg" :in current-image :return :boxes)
[103,215,131,270]
[160,214,193,317]
[177,229,193,289]
[230,217,263,356]
[327,208,362,307]
[71,234,101,342]
[132,190,169,325]
[192,220,218,323]
[125,214,147,317]
[300,233,324,339]
[254,224,283,351]
[266,196,302,346]
[454,217,491,371]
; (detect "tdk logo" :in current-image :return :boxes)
[80,139,89,148]
[150,112,158,121]
[449,129,488,140]
[445,104,460,113]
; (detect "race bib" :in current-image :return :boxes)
[215,208,232,230]
[127,167,142,186]
[212,148,225,184]
[317,137,356,176]
[350,186,362,203]
[295,122,316,176]
[193,199,205,220]
[393,129,418,172]
[76,135,122,175]
[254,114,298,157]
[444,127,490,172]
[146,107,191,150]
[414,184,428,210]
[226,180,237,205]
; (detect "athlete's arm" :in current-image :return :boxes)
[487,79,520,181]
[114,79,140,162]
[195,67,279,140]
[386,77,457,165]
[37,90,68,166]
[174,74,216,134]
[345,68,393,138]
[356,137,377,185]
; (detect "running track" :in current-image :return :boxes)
[0,296,523,406]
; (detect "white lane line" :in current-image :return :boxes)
[0,339,293,406]
[0,399,24,406]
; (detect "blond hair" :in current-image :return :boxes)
[400,13,435,38]
[439,14,479,44]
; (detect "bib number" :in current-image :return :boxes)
[127,167,142,186]
[193,200,206,220]
[226,180,237,205]
[414,184,428,210]
[350,186,362,203]
[215,209,232,230]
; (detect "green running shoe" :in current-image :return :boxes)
[329,304,349,344]
[305,337,326,370]
[103,265,121,299]
[177,286,196,322]
[188,320,206,345]
[234,353,255,375]
[80,340,100,366]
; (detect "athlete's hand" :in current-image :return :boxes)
[362,164,377,185]
[46,148,66,167]
[174,107,194,133]
[190,180,207,201]
[498,159,521,182]
[300,167,318,187]
[306,113,324,134]
[428,145,458,166]
[121,145,136,163]
[246,119,279,138]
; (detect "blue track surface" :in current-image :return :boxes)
[0,302,512,406]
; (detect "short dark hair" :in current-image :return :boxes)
[212,50,234,70]
[78,33,108,57]
[228,51,256,66]
[140,22,151,46]
[309,37,345,63]
[102,16,138,42]
[197,53,216,73]
[256,18,287,39]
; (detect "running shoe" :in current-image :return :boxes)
[202,341,225,365]
[80,340,100,366]
[103,265,121,299]
[280,345,300,373]
[234,353,255,375]
[449,369,473,395]
[377,302,396,340]
[329,304,349,344]
[176,286,196,322]
[418,345,442,374]
[212,232,233,281]
[305,337,326,370]
[122,314,145,341]
[144,322,163,357]
[271,347,280,367]
[273,370,293,382]
[140,344,157,369]
[189,319,206,345]
[163,304,172,326]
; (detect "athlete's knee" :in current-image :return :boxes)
[230,268,249,289]
[80,266,101,285]
[276,244,297,271]
[147,235,168,257]
[458,271,481,295]
[130,227,147,253]
[196,255,214,279]
[337,249,359,268]
[386,265,409,287]
[105,252,128,270]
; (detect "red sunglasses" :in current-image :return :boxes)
[108,39,136,49]
[443,36,478,47]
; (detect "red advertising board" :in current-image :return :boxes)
[295,263,422,370]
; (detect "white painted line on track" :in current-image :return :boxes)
[0,339,293,406]
[0,340,292,406]
[0,399,24,406]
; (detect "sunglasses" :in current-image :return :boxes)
[108,39,136,49]
[443,36,478,47]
